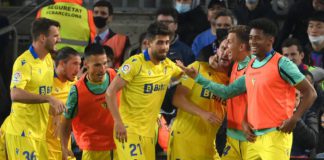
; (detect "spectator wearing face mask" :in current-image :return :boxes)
[93,0,131,68]
[174,0,209,46]
[307,11,324,68]
[192,9,235,58]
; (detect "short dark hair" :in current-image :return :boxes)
[94,0,113,15]
[31,18,60,41]
[214,9,235,25]
[103,45,114,61]
[281,38,303,53]
[155,7,178,22]
[208,0,226,9]
[228,25,251,50]
[146,22,171,40]
[309,11,324,23]
[55,47,80,66]
[249,18,278,37]
[84,43,106,59]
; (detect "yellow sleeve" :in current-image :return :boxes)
[171,60,183,78]
[180,62,199,90]
[10,58,31,89]
[117,56,142,82]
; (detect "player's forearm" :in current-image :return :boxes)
[60,118,72,150]
[172,94,204,117]
[195,74,246,99]
[106,92,123,123]
[10,88,51,104]
[293,90,317,121]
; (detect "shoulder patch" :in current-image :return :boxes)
[121,64,131,74]
[12,72,22,83]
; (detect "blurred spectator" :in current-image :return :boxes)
[307,11,324,68]
[231,0,277,26]
[206,0,227,22]
[192,9,235,58]
[291,86,319,159]
[37,0,96,54]
[93,0,130,68]
[128,32,149,57]
[275,0,324,51]
[103,45,114,68]
[175,0,209,46]
[156,7,195,123]
[282,38,324,85]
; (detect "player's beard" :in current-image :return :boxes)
[152,50,167,61]
[45,40,56,54]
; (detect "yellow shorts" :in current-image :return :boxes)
[82,150,117,160]
[114,132,155,160]
[168,129,221,160]
[245,130,292,160]
[0,119,8,160]
[5,133,48,159]
[221,136,248,160]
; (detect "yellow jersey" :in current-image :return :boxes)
[7,46,54,140]
[171,61,228,149]
[118,51,182,138]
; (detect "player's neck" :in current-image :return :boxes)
[32,42,48,60]
[237,50,250,62]
[96,26,108,35]
[55,68,67,83]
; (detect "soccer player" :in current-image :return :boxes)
[177,18,317,160]
[6,18,65,159]
[61,44,117,160]
[221,25,251,160]
[106,22,182,160]
[168,38,231,160]
[47,47,81,160]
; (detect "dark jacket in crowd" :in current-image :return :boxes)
[275,0,314,50]
[292,109,319,157]
[232,0,278,26]
[177,5,209,46]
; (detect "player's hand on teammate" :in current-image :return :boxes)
[176,60,198,79]
[48,96,66,115]
[115,121,127,143]
[200,111,222,126]
[62,147,74,160]
[242,120,256,142]
[278,117,298,133]
[209,54,219,69]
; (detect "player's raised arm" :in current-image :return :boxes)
[106,76,128,143]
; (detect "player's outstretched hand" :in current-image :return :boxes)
[48,96,66,115]
[242,120,256,142]
[176,60,198,79]
[62,147,74,160]
[200,111,222,126]
[115,121,127,143]
[278,117,298,133]
[209,54,219,69]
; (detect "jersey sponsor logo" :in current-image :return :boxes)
[252,78,256,86]
[12,72,22,83]
[122,64,130,74]
[144,83,166,93]
[39,86,52,95]
[201,88,227,105]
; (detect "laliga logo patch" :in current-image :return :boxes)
[122,64,130,74]
[12,72,22,83]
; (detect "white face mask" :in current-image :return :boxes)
[175,2,191,13]
[308,35,324,45]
